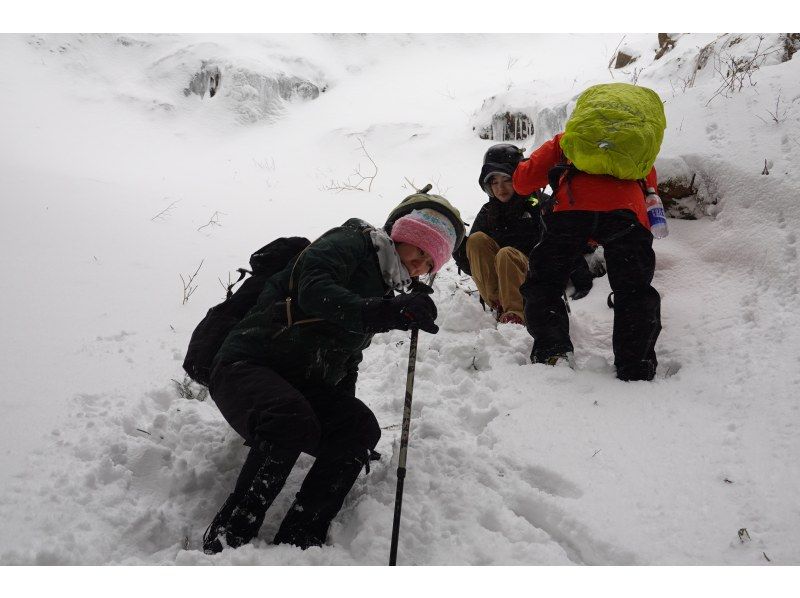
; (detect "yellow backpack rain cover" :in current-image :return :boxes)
[560,83,666,180]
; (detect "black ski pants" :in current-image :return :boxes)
[208,359,381,547]
[521,210,661,381]
[209,359,381,459]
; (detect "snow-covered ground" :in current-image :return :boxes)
[1,31,799,569]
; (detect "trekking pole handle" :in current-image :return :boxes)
[389,327,418,566]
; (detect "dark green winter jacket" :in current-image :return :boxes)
[213,219,390,394]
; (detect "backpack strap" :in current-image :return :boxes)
[281,242,323,328]
[564,168,579,206]
[280,223,375,330]
[550,158,649,208]
[546,151,579,208]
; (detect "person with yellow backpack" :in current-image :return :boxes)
[513,83,665,381]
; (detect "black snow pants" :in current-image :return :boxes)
[207,360,381,549]
[521,210,661,381]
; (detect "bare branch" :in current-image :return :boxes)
[401,179,432,194]
[438,86,456,100]
[430,174,451,196]
[218,271,234,293]
[607,35,626,73]
[180,259,204,305]
[322,137,379,193]
[150,199,180,221]
[762,93,787,123]
[403,176,419,191]
[678,74,694,93]
[197,211,225,232]
[705,35,779,106]
[621,66,644,85]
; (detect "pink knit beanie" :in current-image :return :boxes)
[390,208,457,274]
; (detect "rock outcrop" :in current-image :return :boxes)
[477,111,534,141]
[184,62,221,98]
[182,60,323,123]
[655,33,678,60]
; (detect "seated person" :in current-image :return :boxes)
[454,144,600,325]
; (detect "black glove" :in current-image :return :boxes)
[407,279,434,295]
[362,292,439,334]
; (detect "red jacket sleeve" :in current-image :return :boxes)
[512,134,563,195]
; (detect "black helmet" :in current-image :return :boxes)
[482,143,524,167]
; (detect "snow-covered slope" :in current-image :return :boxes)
[0,33,798,565]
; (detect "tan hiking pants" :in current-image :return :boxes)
[465,232,528,320]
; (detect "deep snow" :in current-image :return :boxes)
[0,32,799,567]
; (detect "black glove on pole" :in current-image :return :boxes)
[389,278,435,566]
[362,288,438,335]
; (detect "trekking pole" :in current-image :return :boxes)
[389,273,436,566]
[389,326,418,566]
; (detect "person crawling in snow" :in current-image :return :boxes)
[453,143,602,326]
[513,134,661,380]
[202,191,463,554]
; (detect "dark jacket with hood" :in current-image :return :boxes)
[213,218,391,395]
[453,161,594,295]
[453,161,545,275]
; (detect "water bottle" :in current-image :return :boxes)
[645,187,669,239]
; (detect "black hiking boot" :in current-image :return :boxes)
[616,360,657,382]
[532,350,576,369]
[203,442,299,555]
[273,448,371,549]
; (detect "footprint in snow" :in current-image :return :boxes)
[505,491,636,565]
[517,463,583,499]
